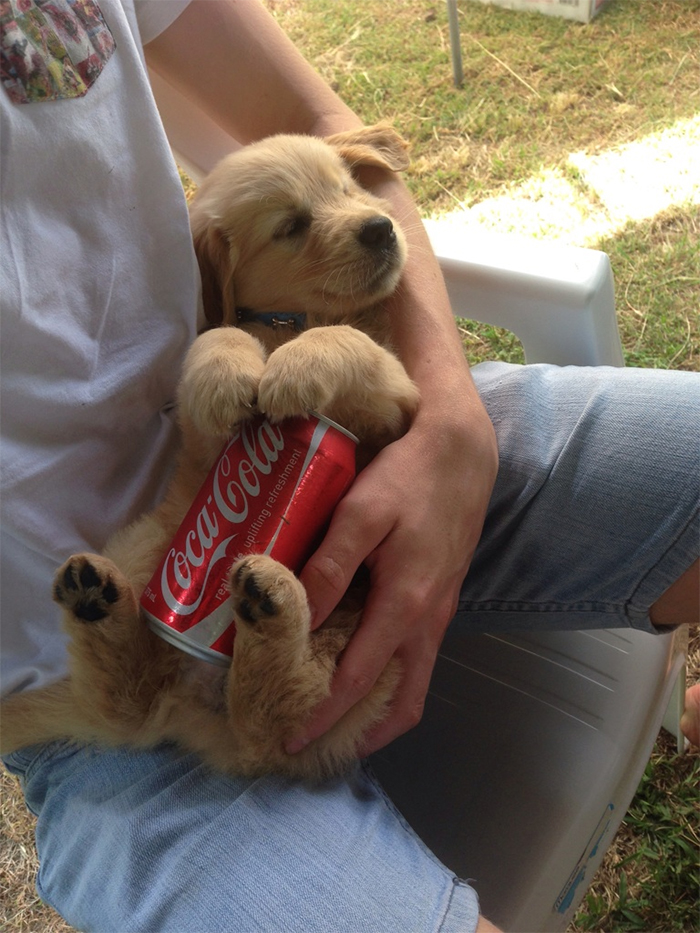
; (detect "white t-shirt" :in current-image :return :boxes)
[1,0,198,695]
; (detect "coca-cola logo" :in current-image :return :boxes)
[213,419,285,521]
[161,419,285,615]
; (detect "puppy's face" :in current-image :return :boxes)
[190,127,409,327]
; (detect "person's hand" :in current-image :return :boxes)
[287,397,498,757]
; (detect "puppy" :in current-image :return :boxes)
[1,125,419,780]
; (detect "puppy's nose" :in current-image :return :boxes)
[358,216,396,250]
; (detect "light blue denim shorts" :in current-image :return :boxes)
[4,363,699,933]
[458,363,699,633]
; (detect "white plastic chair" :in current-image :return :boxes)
[374,222,687,931]
[150,72,686,932]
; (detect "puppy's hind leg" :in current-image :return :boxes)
[226,556,335,768]
[226,557,397,779]
[54,553,130,626]
[0,679,83,753]
[2,555,154,754]
[53,554,161,740]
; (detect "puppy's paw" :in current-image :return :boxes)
[257,341,335,420]
[178,329,267,436]
[229,556,309,637]
[257,327,414,428]
[54,554,130,624]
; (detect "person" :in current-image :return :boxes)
[1,2,697,932]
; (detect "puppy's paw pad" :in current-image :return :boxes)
[53,555,123,623]
[229,556,307,632]
[230,558,281,627]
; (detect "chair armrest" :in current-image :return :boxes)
[425,220,625,367]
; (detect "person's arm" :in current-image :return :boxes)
[146,0,499,754]
[145,0,363,142]
[292,165,498,755]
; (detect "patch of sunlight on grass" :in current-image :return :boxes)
[429,114,700,248]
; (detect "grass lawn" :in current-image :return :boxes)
[2,1,698,931]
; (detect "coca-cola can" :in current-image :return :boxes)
[140,413,357,665]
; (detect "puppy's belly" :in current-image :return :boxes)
[180,656,229,713]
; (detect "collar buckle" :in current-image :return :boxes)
[236,307,306,333]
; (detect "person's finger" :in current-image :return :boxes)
[284,609,391,754]
[356,588,459,756]
[299,476,394,629]
[357,666,432,758]
[286,569,457,755]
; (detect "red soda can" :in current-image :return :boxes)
[140,413,357,665]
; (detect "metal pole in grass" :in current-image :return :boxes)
[446,0,464,87]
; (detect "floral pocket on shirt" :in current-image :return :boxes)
[0,0,115,103]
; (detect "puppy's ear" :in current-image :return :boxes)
[191,221,239,328]
[326,122,410,174]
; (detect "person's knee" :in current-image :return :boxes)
[476,916,502,932]
[650,559,699,627]
[681,683,700,746]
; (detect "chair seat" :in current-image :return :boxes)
[372,626,684,931]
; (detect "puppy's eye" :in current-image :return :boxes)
[275,214,311,240]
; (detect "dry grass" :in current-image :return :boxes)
[0,769,74,933]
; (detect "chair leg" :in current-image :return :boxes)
[446,0,464,87]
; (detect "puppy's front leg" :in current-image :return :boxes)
[257,326,419,444]
[177,327,268,469]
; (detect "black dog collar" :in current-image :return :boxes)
[236,307,307,333]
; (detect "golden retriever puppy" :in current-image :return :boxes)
[1,125,419,780]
